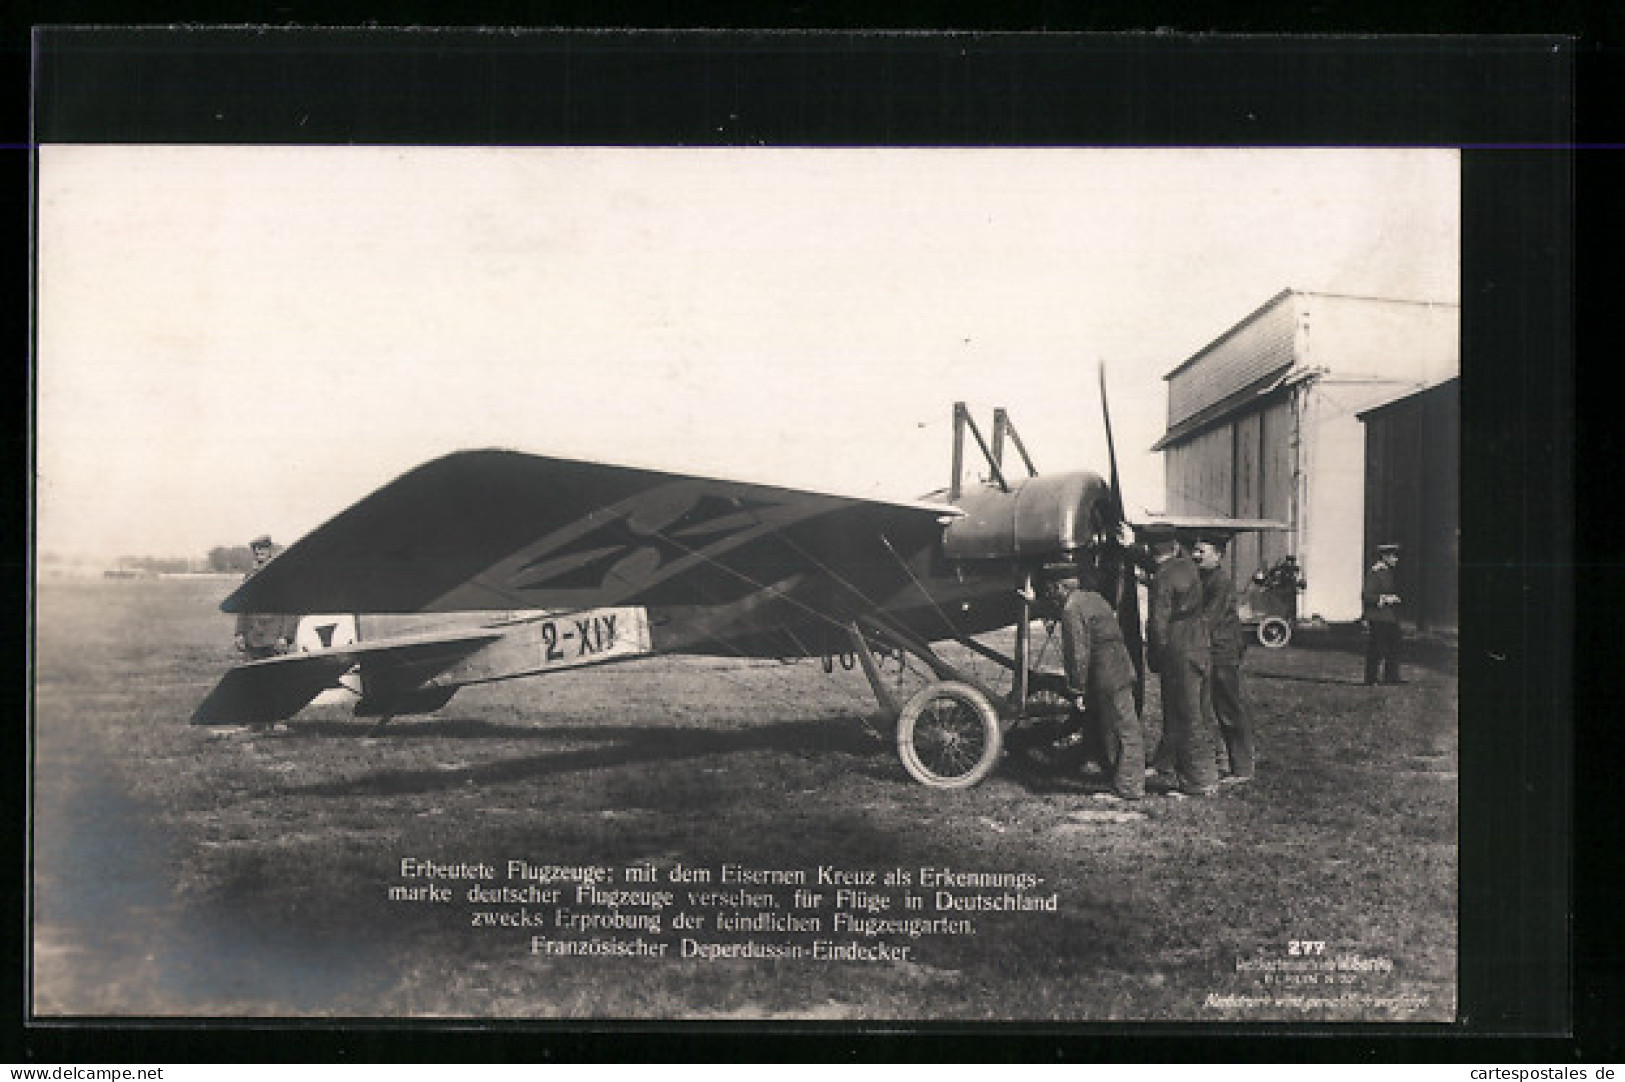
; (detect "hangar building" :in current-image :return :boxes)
[1152,289,1458,623]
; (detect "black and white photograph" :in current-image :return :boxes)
[25,30,1570,1037]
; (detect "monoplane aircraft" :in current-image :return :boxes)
[194,374,1281,788]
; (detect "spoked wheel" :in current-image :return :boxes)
[895,681,1003,789]
[1257,616,1293,649]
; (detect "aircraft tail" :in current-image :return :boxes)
[191,651,361,726]
[193,624,502,726]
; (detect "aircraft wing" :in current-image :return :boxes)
[190,627,503,725]
[224,449,960,616]
[1131,513,1290,533]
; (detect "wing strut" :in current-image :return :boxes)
[854,614,1002,708]
[845,622,902,718]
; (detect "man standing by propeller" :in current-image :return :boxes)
[1192,531,1254,783]
[1142,527,1220,798]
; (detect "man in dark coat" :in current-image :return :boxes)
[1145,532,1219,797]
[1362,542,1404,684]
[234,534,299,660]
[1042,562,1146,801]
[1192,533,1254,782]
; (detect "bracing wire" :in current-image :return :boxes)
[875,532,970,644]
[624,526,910,735]
[645,511,1028,722]
[433,487,1039,730]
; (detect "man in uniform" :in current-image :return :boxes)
[234,534,299,659]
[1361,542,1404,684]
[1192,532,1254,783]
[1144,530,1219,797]
[1040,562,1146,802]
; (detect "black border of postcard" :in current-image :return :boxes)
[18,27,1590,1065]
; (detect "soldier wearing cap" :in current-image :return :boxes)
[1040,560,1145,801]
[1142,528,1219,797]
[1361,542,1404,684]
[1191,531,1254,782]
[234,534,299,660]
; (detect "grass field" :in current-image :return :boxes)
[32,577,1457,1021]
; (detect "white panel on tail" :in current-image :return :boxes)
[295,614,363,705]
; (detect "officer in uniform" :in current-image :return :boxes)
[1144,530,1219,797]
[1361,542,1404,684]
[1192,532,1254,782]
[1040,561,1146,802]
[234,534,299,660]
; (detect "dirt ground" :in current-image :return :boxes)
[31,577,1458,1022]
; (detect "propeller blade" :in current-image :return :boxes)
[1099,362,1144,710]
[1098,362,1126,526]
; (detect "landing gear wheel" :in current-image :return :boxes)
[896,681,1003,789]
[1257,616,1293,649]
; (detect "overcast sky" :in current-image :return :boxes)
[36,146,1458,561]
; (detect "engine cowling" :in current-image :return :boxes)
[941,470,1115,562]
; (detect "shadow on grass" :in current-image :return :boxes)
[280,717,597,740]
[997,766,1096,797]
[996,734,1101,796]
[281,716,891,798]
[1248,670,1373,687]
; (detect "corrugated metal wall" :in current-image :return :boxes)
[1164,441,1192,512]
[1163,392,1298,582]
[1232,412,1263,577]
[1167,425,1234,520]
[1167,293,1299,427]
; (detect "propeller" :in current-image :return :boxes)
[1099,362,1126,530]
[1099,362,1147,714]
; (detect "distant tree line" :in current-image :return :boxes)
[40,549,260,578]
[113,554,204,574]
[207,545,257,573]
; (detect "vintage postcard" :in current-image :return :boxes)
[27,30,1567,1034]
